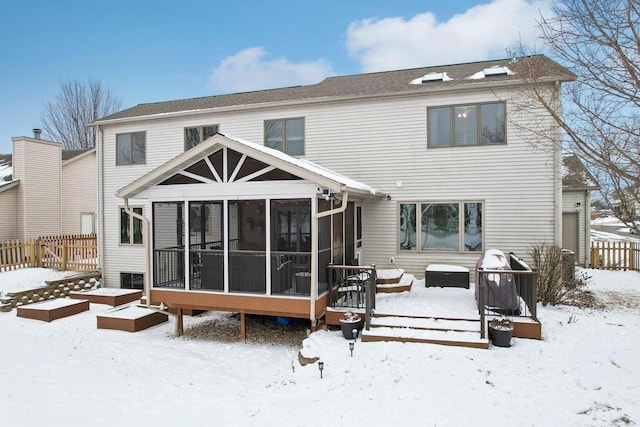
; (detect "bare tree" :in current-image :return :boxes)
[510,0,639,231]
[41,79,123,150]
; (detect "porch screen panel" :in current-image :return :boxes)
[153,202,185,288]
[332,200,344,265]
[344,202,355,264]
[317,199,332,293]
[228,200,266,294]
[189,201,224,291]
[270,199,311,296]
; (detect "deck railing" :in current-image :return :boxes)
[476,253,538,338]
[591,241,639,271]
[327,264,377,328]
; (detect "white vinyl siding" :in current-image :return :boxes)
[61,151,96,235]
[13,138,61,239]
[0,186,17,240]
[98,85,559,283]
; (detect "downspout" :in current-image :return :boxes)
[123,198,151,308]
[310,190,349,327]
[96,125,105,274]
[554,81,563,246]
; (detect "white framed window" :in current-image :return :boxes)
[399,202,483,252]
[80,212,95,234]
[120,207,143,245]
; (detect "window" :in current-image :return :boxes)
[120,272,144,290]
[185,125,219,150]
[116,132,146,165]
[265,118,304,155]
[80,213,95,234]
[120,207,143,244]
[428,102,505,147]
[399,202,483,252]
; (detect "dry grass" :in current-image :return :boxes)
[183,312,310,347]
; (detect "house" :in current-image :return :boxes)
[0,133,96,241]
[89,55,574,329]
[561,154,600,266]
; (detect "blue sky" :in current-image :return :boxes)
[0,0,553,154]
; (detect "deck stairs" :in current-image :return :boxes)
[361,313,489,349]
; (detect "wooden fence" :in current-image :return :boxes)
[590,241,639,271]
[0,234,98,272]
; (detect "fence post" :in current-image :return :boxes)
[37,239,43,267]
[61,244,67,270]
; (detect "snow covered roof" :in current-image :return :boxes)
[93,55,574,124]
[117,133,381,199]
[562,155,600,190]
[0,154,12,183]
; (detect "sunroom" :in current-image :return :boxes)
[116,133,381,327]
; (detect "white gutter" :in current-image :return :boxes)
[310,190,349,328]
[123,198,151,308]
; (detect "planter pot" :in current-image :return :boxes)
[340,319,361,339]
[489,325,513,347]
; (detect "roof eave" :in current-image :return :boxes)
[89,75,572,127]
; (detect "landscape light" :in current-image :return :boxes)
[318,361,324,379]
[349,341,354,357]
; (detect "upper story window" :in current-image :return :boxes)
[428,102,505,147]
[185,125,219,151]
[265,118,304,155]
[116,132,146,165]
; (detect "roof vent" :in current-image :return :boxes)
[482,66,513,77]
[32,128,42,139]
[467,66,515,80]
[410,72,452,85]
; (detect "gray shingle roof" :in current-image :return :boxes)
[61,148,94,161]
[98,55,574,122]
[562,155,600,190]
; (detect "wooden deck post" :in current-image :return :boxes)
[240,311,246,341]
[175,308,184,337]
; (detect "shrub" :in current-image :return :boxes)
[529,242,586,306]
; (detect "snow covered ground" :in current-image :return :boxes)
[0,265,638,427]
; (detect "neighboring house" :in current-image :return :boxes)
[562,154,600,266]
[612,187,640,222]
[0,134,96,241]
[90,55,573,326]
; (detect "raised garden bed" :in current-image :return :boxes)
[17,298,89,322]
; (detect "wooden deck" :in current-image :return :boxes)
[97,306,168,332]
[326,280,542,349]
[17,299,89,322]
[70,288,142,306]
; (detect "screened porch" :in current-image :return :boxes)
[151,197,360,298]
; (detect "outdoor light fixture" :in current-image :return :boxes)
[349,341,354,357]
[318,361,324,379]
[352,328,358,340]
